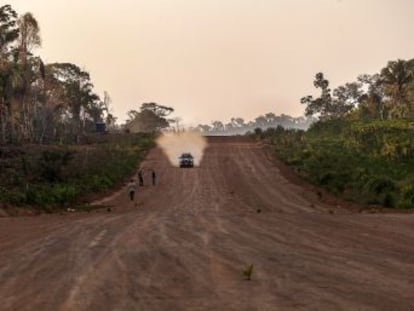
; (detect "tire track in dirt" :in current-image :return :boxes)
[1,137,414,310]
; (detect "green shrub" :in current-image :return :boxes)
[0,133,154,210]
[397,201,413,209]
[1,189,26,205]
[40,149,74,182]
[87,175,114,192]
[50,184,79,204]
[365,177,397,195]
[383,193,397,208]
[400,181,414,198]
[254,127,263,137]
[264,120,414,209]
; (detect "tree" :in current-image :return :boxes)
[126,103,173,132]
[0,5,19,143]
[279,114,295,127]
[1,11,44,144]
[126,110,139,122]
[301,72,332,119]
[232,117,245,127]
[197,124,212,133]
[255,115,267,127]
[0,5,19,55]
[225,122,234,133]
[47,63,100,142]
[301,72,354,120]
[102,91,117,130]
[330,82,362,119]
[333,82,363,108]
[140,102,173,118]
[17,13,41,65]
[211,120,224,132]
[357,74,386,120]
[264,112,277,124]
[380,59,414,118]
[170,116,182,132]
[14,13,42,142]
[0,6,106,144]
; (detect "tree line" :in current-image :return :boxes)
[0,5,116,145]
[195,114,315,135]
[301,59,414,121]
[196,58,414,136]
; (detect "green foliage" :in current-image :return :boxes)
[40,149,74,182]
[261,119,414,209]
[0,5,19,51]
[243,264,254,281]
[383,193,397,208]
[365,177,396,195]
[22,184,79,206]
[0,133,154,210]
[126,103,174,132]
[301,72,356,120]
[1,5,112,145]
[301,58,414,122]
[254,127,263,137]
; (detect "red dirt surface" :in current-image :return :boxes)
[1,137,414,311]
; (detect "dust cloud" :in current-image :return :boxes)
[157,132,208,167]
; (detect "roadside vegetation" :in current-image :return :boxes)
[259,121,414,208]
[0,133,155,211]
[256,58,414,209]
[0,5,173,212]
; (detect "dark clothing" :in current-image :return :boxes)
[138,170,144,186]
[152,171,157,186]
[129,190,135,201]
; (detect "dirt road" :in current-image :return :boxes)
[1,137,414,311]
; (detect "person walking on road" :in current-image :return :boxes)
[138,169,144,187]
[127,179,137,201]
[151,170,157,186]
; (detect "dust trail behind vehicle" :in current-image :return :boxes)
[156,131,207,167]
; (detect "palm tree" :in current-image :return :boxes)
[380,59,414,118]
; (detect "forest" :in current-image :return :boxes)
[0,5,117,145]
[0,5,158,211]
[194,114,315,135]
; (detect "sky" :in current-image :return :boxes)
[5,0,414,125]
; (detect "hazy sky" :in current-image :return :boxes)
[6,0,414,125]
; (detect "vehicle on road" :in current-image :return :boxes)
[179,153,194,168]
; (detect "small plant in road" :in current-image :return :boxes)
[243,264,254,281]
